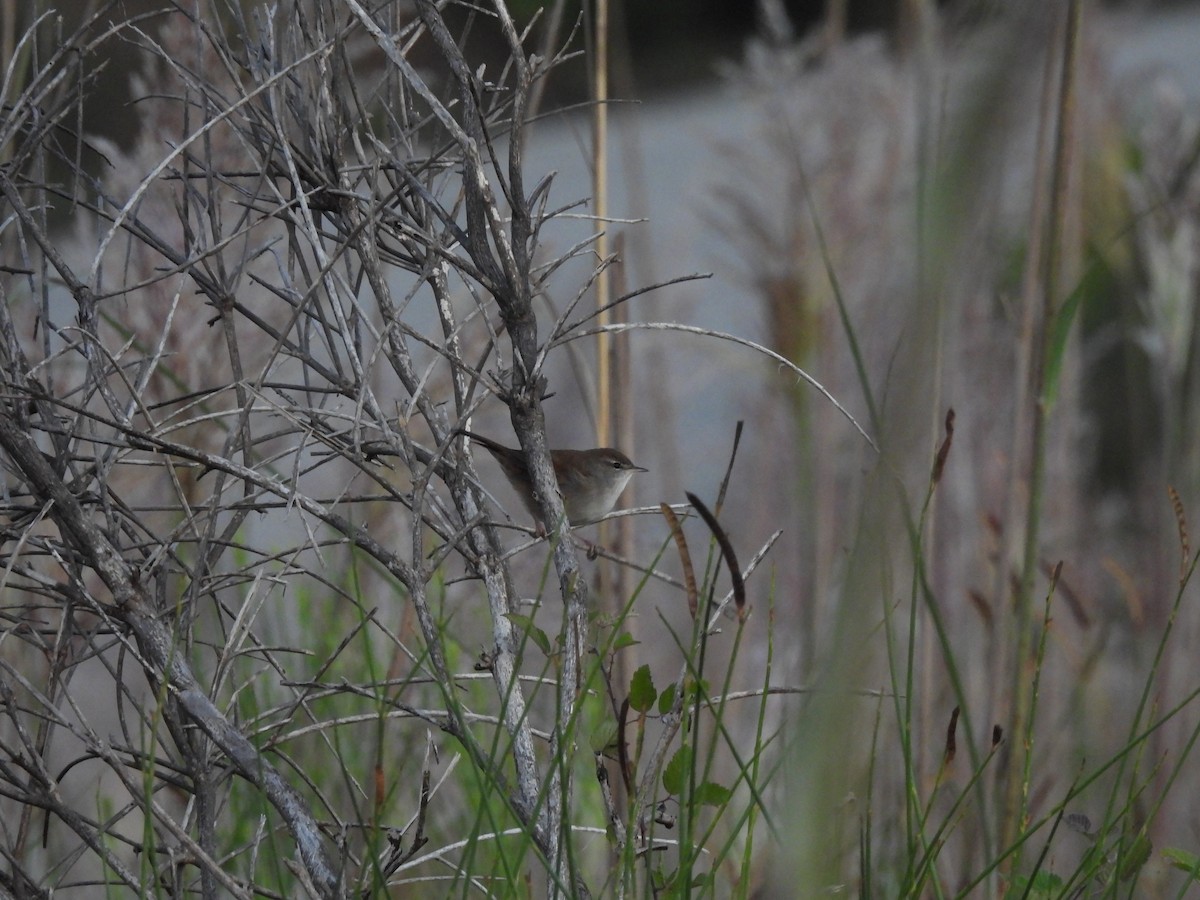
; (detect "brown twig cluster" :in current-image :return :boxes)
[0,1,631,895]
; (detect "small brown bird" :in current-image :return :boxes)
[465,432,646,525]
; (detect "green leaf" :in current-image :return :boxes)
[1163,847,1200,879]
[629,664,657,713]
[651,867,670,891]
[612,631,638,650]
[663,744,691,796]
[504,613,550,656]
[684,676,710,701]
[1012,870,1063,897]
[1119,833,1152,881]
[658,682,678,715]
[692,780,732,807]
[1042,264,1092,410]
[590,717,619,754]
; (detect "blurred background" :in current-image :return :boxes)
[8,0,1200,893]
[452,0,1200,891]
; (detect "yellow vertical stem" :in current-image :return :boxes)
[593,0,611,448]
[1003,0,1083,867]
